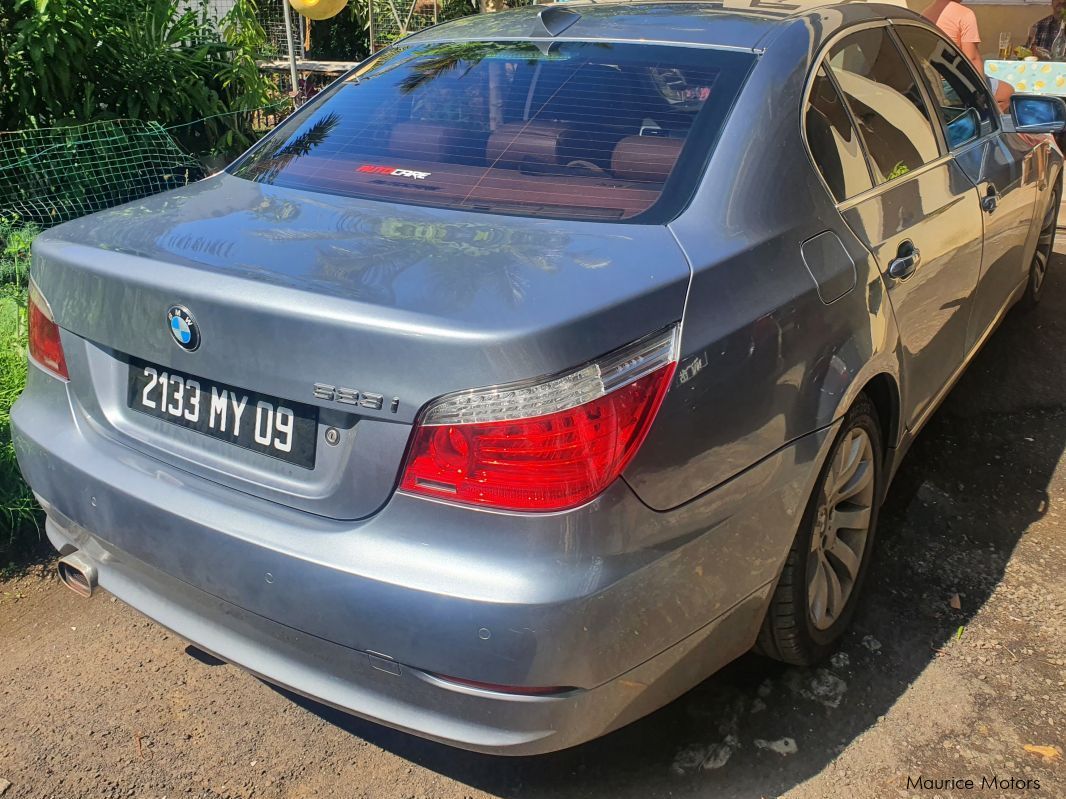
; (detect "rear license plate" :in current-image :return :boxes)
[126,358,318,469]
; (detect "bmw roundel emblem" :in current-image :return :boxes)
[167,306,200,352]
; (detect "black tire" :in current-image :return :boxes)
[1019,182,1060,312]
[755,394,885,666]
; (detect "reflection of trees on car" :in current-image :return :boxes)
[302,212,608,309]
[240,114,341,184]
[396,42,508,94]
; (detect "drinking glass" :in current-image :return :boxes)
[999,32,1012,60]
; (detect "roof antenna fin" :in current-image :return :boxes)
[537,6,581,37]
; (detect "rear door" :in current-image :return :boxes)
[894,22,1039,353]
[825,25,984,429]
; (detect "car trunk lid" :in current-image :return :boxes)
[32,175,691,520]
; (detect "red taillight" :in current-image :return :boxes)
[400,327,679,512]
[28,281,68,381]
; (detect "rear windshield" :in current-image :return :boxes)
[230,41,754,222]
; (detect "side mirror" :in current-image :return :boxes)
[945,106,981,148]
[1010,94,1066,133]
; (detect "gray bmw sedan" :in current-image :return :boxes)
[13,0,1065,755]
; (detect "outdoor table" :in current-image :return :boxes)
[985,60,1066,94]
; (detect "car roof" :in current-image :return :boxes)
[404,0,923,53]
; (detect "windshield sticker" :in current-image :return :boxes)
[357,165,431,180]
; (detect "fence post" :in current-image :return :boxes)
[369,0,376,53]
[281,0,300,103]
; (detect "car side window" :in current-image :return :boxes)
[827,27,942,185]
[805,67,874,202]
[896,25,997,149]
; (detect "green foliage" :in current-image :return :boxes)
[213,0,280,152]
[0,218,38,287]
[0,288,36,554]
[886,161,910,181]
[0,220,39,555]
[306,2,372,62]
[439,0,479,24]
[0,0,281,154]
[107,0,231,125]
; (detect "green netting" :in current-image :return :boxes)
[0,119,207,228]
[204,0,305,59]
[370,0,441,51]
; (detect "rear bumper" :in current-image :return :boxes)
[13,363,835,754]
[44,511,771,755]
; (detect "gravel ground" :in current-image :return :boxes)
[2,248,1065,799]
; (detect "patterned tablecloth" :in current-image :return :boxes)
[985,60,1066,94]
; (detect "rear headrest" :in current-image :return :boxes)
[541,65,642,132]
[389,123,470,162]
[611,136,684,183]
[486,121,573,169]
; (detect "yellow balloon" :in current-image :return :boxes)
[290,0,348,21]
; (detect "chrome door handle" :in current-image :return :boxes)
[982,184,998,214]
[888,241,921,280]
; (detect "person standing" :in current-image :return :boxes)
[1027,0,1066,57]
[924,0,983,66]
[923,0,1013,111]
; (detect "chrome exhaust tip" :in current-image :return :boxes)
[57,552,98,598]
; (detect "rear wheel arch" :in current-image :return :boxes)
[860,372,901,455]
[819,356,903,462]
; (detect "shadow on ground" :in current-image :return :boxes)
[279,253,1066,798]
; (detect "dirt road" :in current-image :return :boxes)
[2,251,1065,799]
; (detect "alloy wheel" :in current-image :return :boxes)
[807,427,876,631]
[1032,191,1059,295]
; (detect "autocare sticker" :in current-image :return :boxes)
[357,165,432,179]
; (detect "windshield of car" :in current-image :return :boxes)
[230,41,754,223]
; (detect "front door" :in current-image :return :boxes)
[959,135,1045,347]
[827,26,984,429]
